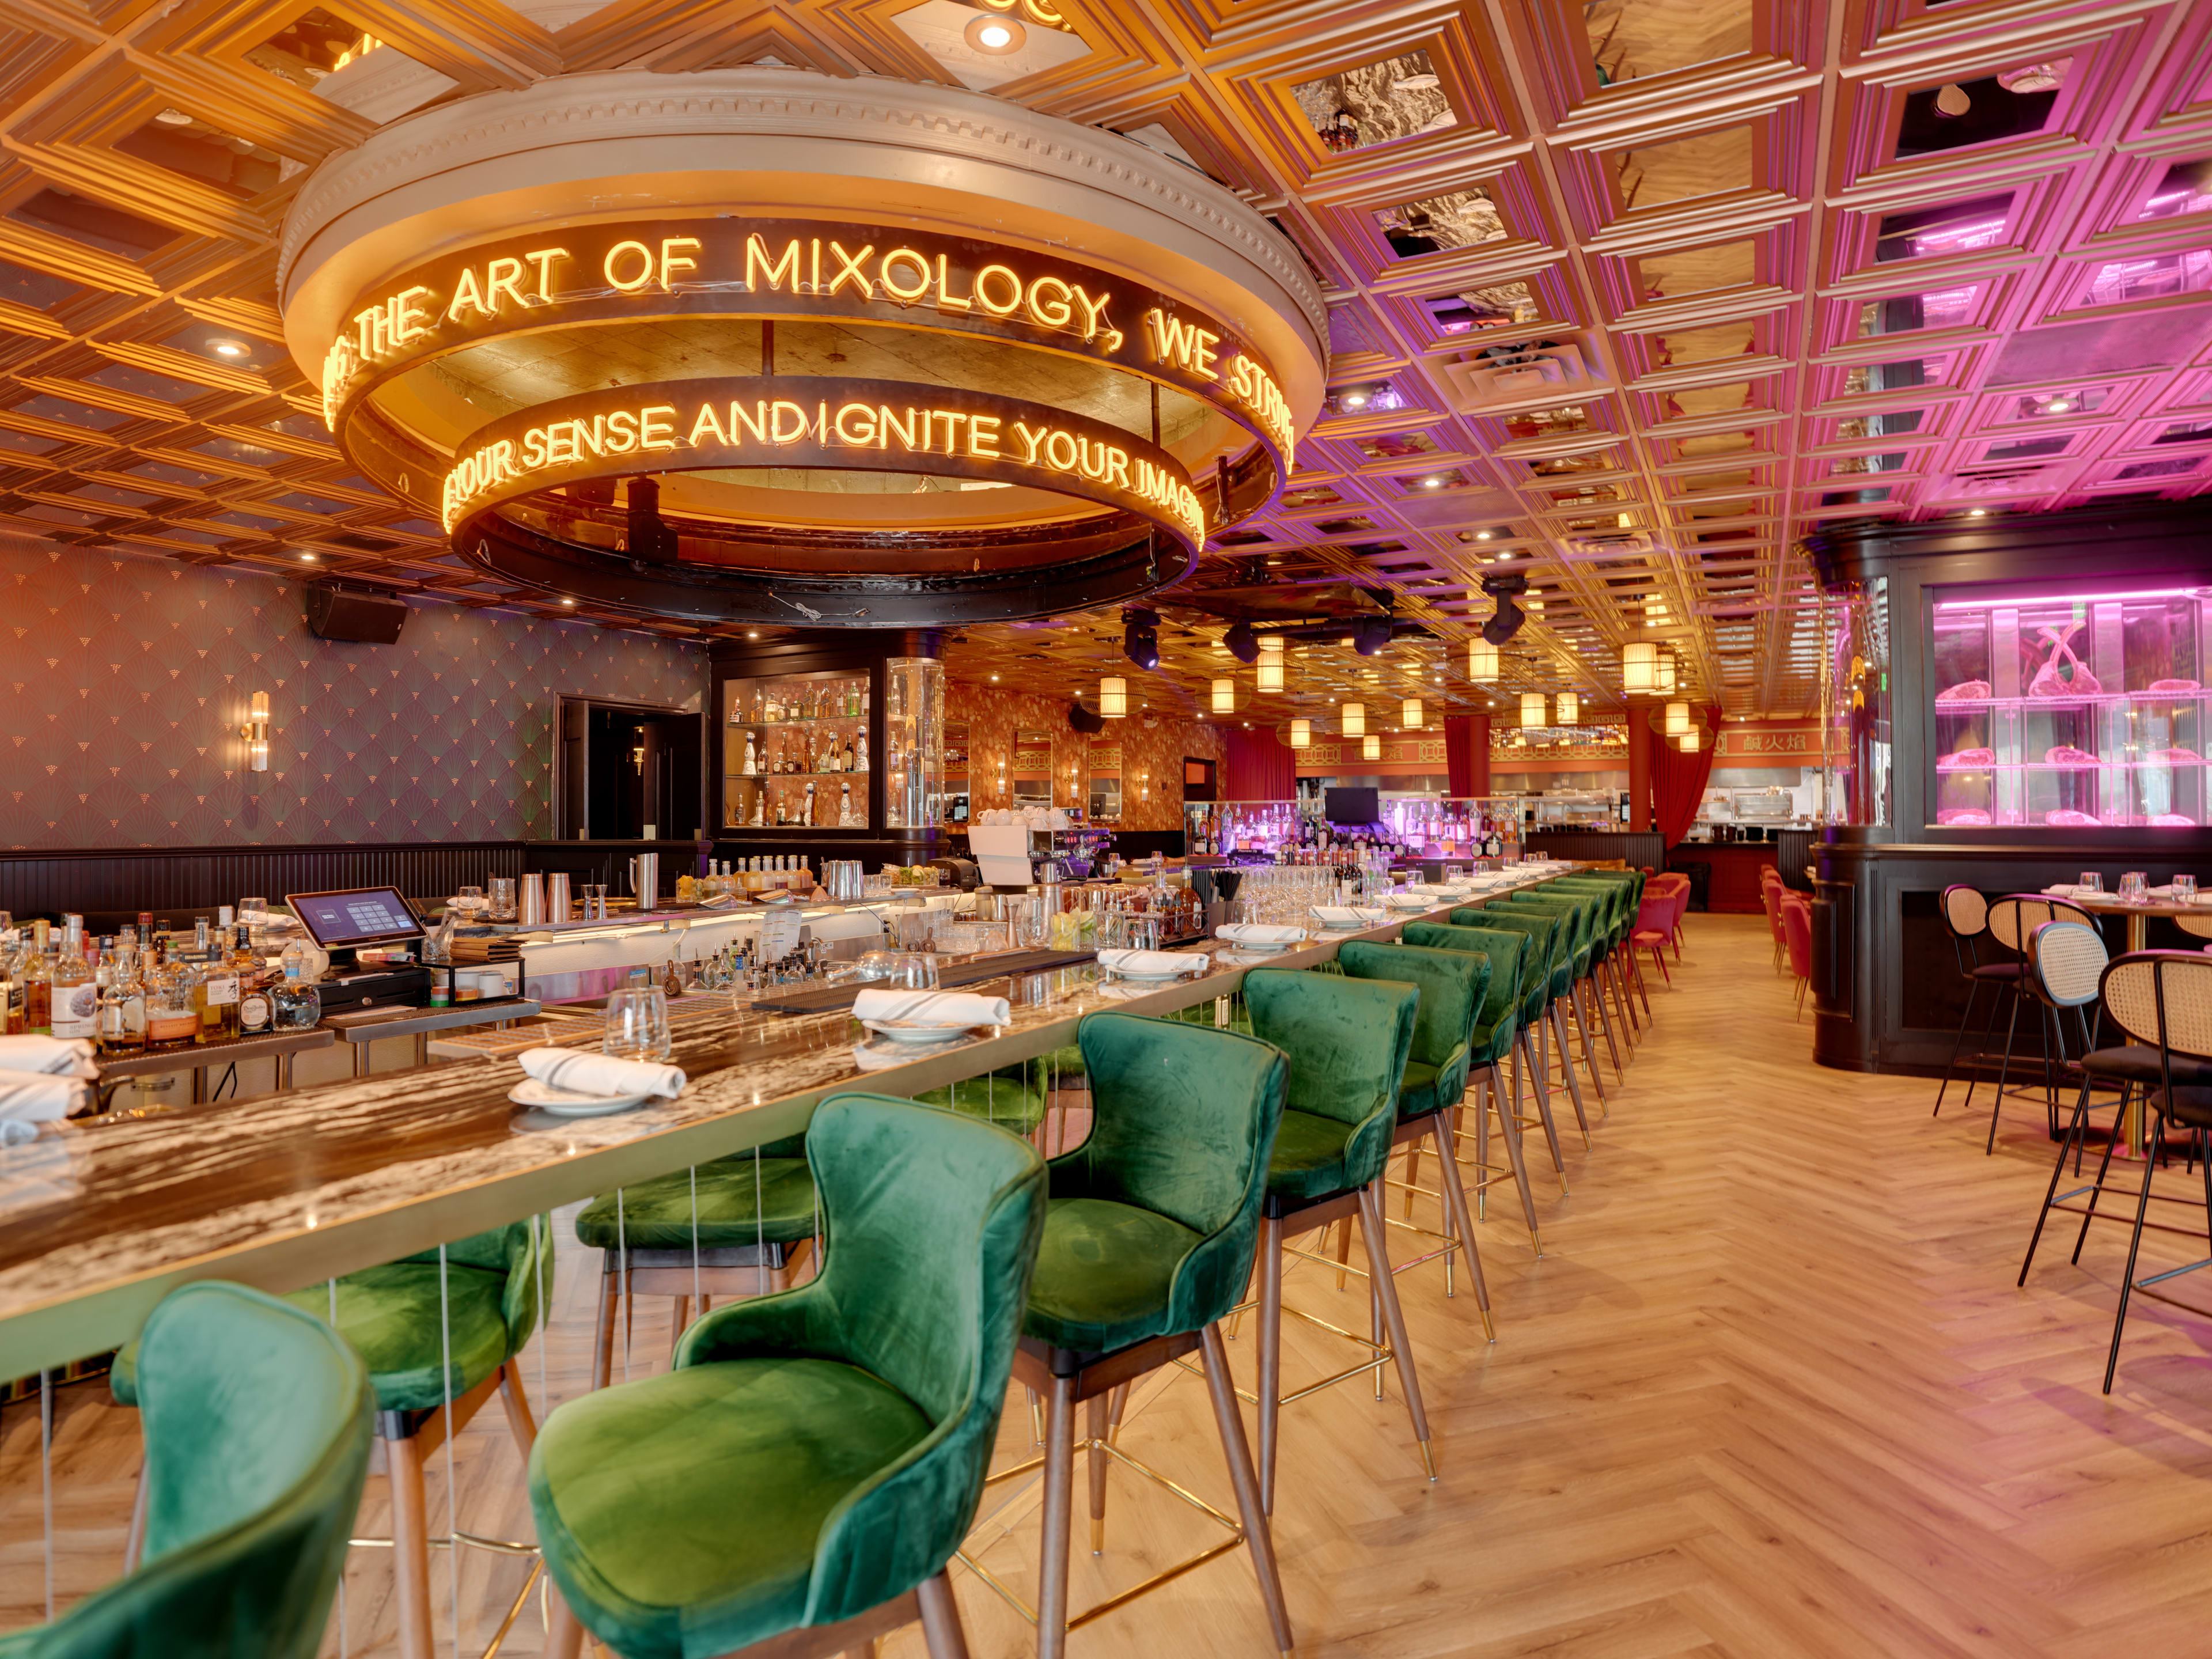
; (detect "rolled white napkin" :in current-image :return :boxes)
[517,1047,685,1100]
[0,1075,87,1122]
[1096,948,1202,978]
[851,988,1010,1027]
[1215,923,1306,945]
[0,1036,96,1078]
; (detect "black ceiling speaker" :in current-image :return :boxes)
[1224,619,1260,664]
[304,582,408,645]
[1068,701,1107,734]
[1353,615,1393,656]
[1479,571,1528,647]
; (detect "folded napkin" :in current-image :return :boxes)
[518,1047,685,1100]
[2043,884,2082,896]
[1384,892,1438,909]
[1311,906,1388,925]
[0,1075,88,1122]
[1096,948,1202,978]
[1215,923,1307,945]
[851,988,1010,1027]
[0,1036,96,1078]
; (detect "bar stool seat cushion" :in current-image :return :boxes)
[575,1151,817,1251]
[1398,923,1524,1067]
[1024,1196,1204,1353]
[1264,1107,1362,1203]
[1396,1055,1465,1118]
[2089,1048,2212,1088]
[1337,941,1487,1122]
[2152,1086,2212,1130]
[111,1260,521,1416]
[530,1355,933,1659]
[1970,962,2029,982]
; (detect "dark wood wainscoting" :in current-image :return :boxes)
[0,842,525,923]
[1522,830,1668,870]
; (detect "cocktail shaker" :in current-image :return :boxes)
[547,872,572,923]
[518,873,546,926]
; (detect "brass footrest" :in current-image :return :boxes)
[961,1438,1245,1633]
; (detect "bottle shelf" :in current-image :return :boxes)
[728,770,873,780]
[728,715,869,727]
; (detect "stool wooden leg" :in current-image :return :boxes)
[1428,1116,1494,1339]
[385,1431,437,1659]
[1400,1142,1421,1218]
[1518,1028,1567,1183]
[1570,981,1612,1099]
[1358,1181,1435,1478]
[917,1571,972,1659]
[1086,1393,1109,1553]
[668,1296,690,1367]
[544,1589,587,1659]
[590,1267,618,1393]
[1199,1324,1295,1655]
[123,1463,149,1571]
[499,1364,538,1452]
[1486,1062,1541,1255]
[1255,1214,1285,1514]
[1548,1003,1593,1147]
[1035,1372,1075,1659]
[1332,1215,1353,1290]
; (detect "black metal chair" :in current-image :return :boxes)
[1978,894,2096,1153]
[2082,952,2212,1392]
[2017,921,2139,1290]
[1933,885,2002,1118]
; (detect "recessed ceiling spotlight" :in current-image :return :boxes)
[1967,507,1987,517]
[2046,397,2073,413]
[560,597,575,606]
[1342,391,1369,408]
[1475,530,1493,540]
[964,13,1027,52]
[1422,475,1443,488]
[298,552,316,561]
[209,338,249,358]
[746,630,759,638]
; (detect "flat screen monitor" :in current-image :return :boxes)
[285,887,425,949]
[1325,786,1380,825]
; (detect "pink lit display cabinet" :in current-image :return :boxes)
[1927,584,2208,831]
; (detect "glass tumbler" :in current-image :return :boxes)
[2078,872,2104,895]
[2119,871,2148,904]
[2176,874,2199,903]
[489,876,518,920]
[603,985,672,1062]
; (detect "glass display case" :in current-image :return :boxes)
[1926,583,2209,829]
[722,669,871,831]
[881,657,943,831]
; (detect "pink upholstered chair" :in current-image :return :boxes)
[1631,889,1675,991]
[1782,895,1813,1018]
[1647,873,1691,959]
[1762,876,1788,973]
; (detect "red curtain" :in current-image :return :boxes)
[1445,714,1489,796]
[1653,706,1724,847]
[1225,728,1294,800]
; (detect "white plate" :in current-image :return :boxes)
[1104,965,1202,982]
[860,1018,976,1045]
[508,1078,653,1116]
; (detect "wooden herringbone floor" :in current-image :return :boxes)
[12,912,2212,1657]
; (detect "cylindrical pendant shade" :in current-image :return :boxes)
[1467,638,1499,681]
[1255,636,1284,692]
[1664,699,1689,734]
[1520,692,1547,728]
[1620,641,1657,694]
[1362,733,1381,760]
[1289,718,1311,749]
[1555,691,1579,726]
[1677,728,1701,752]
[1099,676,1127,718]
[1211,677,1235,713]
[1657,651,1677,694]
[1401,698,1424,729]
[1340,701,1365,737]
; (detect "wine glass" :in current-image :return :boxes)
[603,985,672,1062]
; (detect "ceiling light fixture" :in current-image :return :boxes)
[1362,733,1381,760]
[1099,676,1127,718]
[1934,82,1972,117]
[1555,691,1579,725]
[1622,640,1657,694]
[1678,728,1702,752]
[561,597,575,606]
[1122,608,1160,670]
[1211,677,1236,713]
[1664,699,1690,735]
[208,338,249,358]
[1340,701,1365,737]
[1255,635,1285,692]
[1289,718,1311,749]
[1467,638,1500,681]
[1657,651,1677,694]
[963,13,1027,52]
[1521,692,1547,728]
[1401,698,1424,729]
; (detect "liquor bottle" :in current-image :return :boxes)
[803,779,817,826]
[0,931,24,1037]
[234,926,272,1036]
[194,918,241,1043]
[50,919,97,1041]
[855,730,868,772]
[145,940,200,1050]
[23,919,52,1035]
[99,942,146,1055]
[273,944,321,1032]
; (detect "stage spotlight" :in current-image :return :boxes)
[1224,619,1260,664]
[1353,615,1393,656]
[1123,608,1160,670]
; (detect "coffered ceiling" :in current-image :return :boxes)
[4,0,2211,733]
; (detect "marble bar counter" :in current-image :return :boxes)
[0,869,1589,1377]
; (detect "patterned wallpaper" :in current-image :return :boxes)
[944,680,1221,832]
[1,542,704,850]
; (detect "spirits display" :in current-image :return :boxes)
[49,918,96,1041]
[273,944,321,1031]
[1928,584,2208,828]
[721,669,872,831]
[22,919,51,1035]
[145,940,200,1050]
[99,944,146,1055]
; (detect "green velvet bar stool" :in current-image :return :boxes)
[532,1092,1047,1659]
[1400,922,1543,1253]
[1334,941,1495,1330]
[1005,1010,1295,1659]
[1496,893,1602,1133]
[1240,968,1435,1513]
[3,1283,370,1659]
[1509,888,1608,1091]
[1449,905,1573,1185]
[117,1221,551,1659]
[1536,877,1631,1070]
[575,1142,820,1389]
[1546,876,1642,1056]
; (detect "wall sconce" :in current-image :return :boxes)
[1139,772,1150,801]
[240,690,271,772]
[1340,701,1365,737]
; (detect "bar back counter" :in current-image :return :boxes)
[1803,502,2212,1073]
